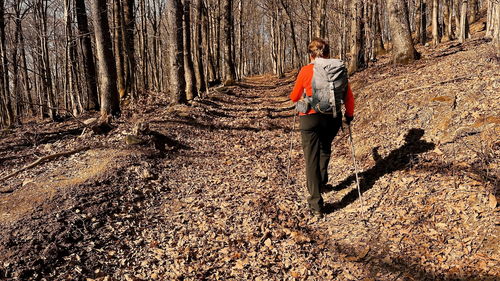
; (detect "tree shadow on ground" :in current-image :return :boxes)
[331,240,498,281]
[323,128,435,213]
[0,128,84,154]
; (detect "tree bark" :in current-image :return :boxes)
[432,0,440,45]
[388,0,419,64]
[122,0,135,98]
[348,0,365,74]
[280,0,301,68]
[167,0,187,104]
[316,0,327,38]
[194,0,206,93]
[445,0,455,40]
[112,0,125,99]
[486,0,500,52]
[0,0,12,126]
[36,0,57,120]
[459,0,469,43]
[75,0,99,110]
[92,0,120,117]
[222,0,236,84]
[182,0,197,100]
[469,0,478,23]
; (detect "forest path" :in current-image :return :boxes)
[0,37,498,280]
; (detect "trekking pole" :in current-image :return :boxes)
[286,114,297,183]
[347,123,366,221]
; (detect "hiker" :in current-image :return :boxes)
[290,38,355,218]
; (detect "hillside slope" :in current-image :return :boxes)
[0,37,498,280]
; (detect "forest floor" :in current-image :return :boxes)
[1,34,499,280]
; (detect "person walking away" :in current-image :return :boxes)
[289,38,355,218]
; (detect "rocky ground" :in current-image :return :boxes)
[0,34,499,280]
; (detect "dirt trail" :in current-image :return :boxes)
[1,38,499,280]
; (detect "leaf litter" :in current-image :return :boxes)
[0,36,498,280]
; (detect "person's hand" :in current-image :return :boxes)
[344,114,354,125]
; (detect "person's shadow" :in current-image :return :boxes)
[323,128,435,214]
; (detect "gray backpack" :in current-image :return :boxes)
[296,58,348,117]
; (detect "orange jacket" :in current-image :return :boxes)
[290,63,355,117]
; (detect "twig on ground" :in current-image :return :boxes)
[0,146,90,183]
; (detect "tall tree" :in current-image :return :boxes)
[0,0,12,126]
[75,0,99,110]
[388,0,419,64]
[348,0,365,74]
[373,0,385,55]
[459,0,469,43]
[469,0,478,23]
[112,0,126,99]
[316,0,327,38]
[167,0,186,104]
[182,0,197,100]
[443,0,454,41]
[65,0,83,116]
[432,0,440,45]
[222,0,237,84]
[486,0,500,53]
[122,0,135,98]
[35,0,57,120]
[488,1,500,54]
[92,0,120,117]
[193,0,206,93]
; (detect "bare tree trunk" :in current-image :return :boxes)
[167,0,187,104]
[486,0,500,46]
[138,1,148,90]
[455,0,461,34]
[112,0,126,99]
[340,0,348,60]
[491,2,500,54]
[280,0,301,68]
[183,0,197,100]
[365,1,373,63]
[445,0,455,40]
[16,0,34,117]
[36,0,57,120]
[316,0,327,38]
[388,0,419,64]
[415,0,422,43]
[0,0,12,126]
[432,0,440,45]
[65,0,82,116]
[12,1,22,121]
[203,1,215,82]
[222,0,236,84]
[308,0,313,43]
[75,0,99,110]
[122,0,135,98]
[421,0,428,44]
[194,0,206,92]
[237,0,243,78]
[373,0,385,55]
[459,0,469,43]
[469,0,478,23]
[348,0,365,74]
[92,0,120,117]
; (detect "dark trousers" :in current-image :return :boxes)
[299,114,342,212]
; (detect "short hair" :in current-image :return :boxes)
[308,38,330,59]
